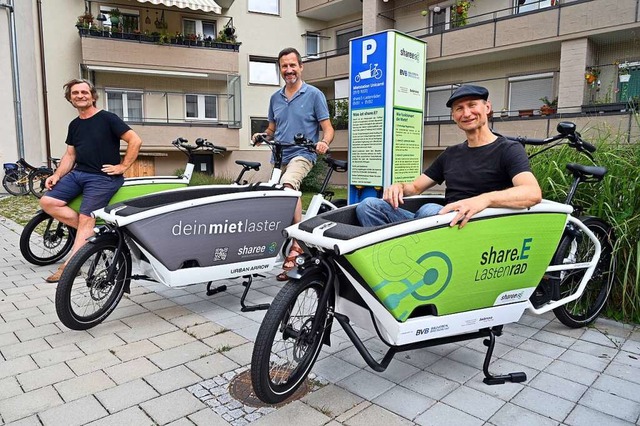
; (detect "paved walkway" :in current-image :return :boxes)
[0,213,639,426]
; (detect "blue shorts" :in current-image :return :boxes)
[46,170,124,216]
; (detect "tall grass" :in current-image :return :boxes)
[529,120,640,323]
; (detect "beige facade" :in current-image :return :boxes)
[1,0,639,187]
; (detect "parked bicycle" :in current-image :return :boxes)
[54,134,347,330]
[27,157,61,199]
[2,158,40,196]
[249,121,615,403]
[19,137,225,266]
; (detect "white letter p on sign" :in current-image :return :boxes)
[362,39,376,64]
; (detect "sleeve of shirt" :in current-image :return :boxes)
[314,90,330,122]
[502,140,531,179]
[424,149,447,185]
[107,112,132,138]
[267,95,275,123]
[65,122,73,146]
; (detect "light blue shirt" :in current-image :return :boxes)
[268,82,330,164]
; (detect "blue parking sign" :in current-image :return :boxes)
[350,33,387,110]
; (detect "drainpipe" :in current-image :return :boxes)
[36,0,52,165]
[1,0,25,159]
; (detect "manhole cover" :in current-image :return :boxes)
[228,369,310,408]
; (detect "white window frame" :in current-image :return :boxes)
[248,0,279,15]
[305,32,320,59]
[249,56,279,86]
[105,89,144,122]
[182,18,216,39]
[430,7,451,34]
[426,85,456,121]
[515,0,554,14]
[185,94,218,121]
[508,72,554,115]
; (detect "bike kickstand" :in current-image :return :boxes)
[239,274,270,312]
[206,282,227,296]
[482,327,527,385]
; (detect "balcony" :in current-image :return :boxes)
[297,0,362,21]
[79,31,239,75]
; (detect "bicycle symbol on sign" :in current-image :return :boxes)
[354,63,383,83]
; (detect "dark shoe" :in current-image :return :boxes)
[45,264,65,283]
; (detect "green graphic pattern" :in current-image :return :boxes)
[346,213,567,321]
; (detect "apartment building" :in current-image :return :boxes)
[2,0,639,185]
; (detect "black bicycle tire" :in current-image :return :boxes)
[2,171,28,196]
[28,168,53,198]
[20,212,75,266]
[55,235,131,330]
[251,273,329,404]
[552,217,615,328]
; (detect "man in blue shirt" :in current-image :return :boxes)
[252,47,334,280]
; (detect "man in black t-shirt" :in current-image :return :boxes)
[40,78,142,282]
[357,84,541,228]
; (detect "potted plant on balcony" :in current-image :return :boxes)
[618,61,631,83]
[539,96,557,115]
[451,0,473,28]
[89,23,101,36]
[585,66,600,86]
[109,8,121,27]
[110,25,122,39]
[203,36,213,47]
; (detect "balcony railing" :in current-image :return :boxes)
[77,27,241,51]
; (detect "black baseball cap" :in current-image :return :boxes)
[446,85,489,107]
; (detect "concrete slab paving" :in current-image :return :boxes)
[0,212,639,425]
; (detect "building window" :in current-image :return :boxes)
[336,27,362,55]
[305,33,320,58]
[249,56,279,85]
[508,73,553,114]
[430,8,450,34]
[250,117,270,135]
[516,0,555,14]
[106,90,143,122]
[426,86,455,121]
[185,94,218,120]
[183,19,216,39]
[248,0,279,15]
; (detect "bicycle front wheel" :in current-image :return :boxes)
[55,235,131,330]
[29,168,52,198]
[20,212,75,266]
[2,171,28,196]
[552,217,615,328]
[251,273,331,404]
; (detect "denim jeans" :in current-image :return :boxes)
[356,197,443,227]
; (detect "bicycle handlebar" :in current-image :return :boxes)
[172,137,227,154]
[508,121,596,158]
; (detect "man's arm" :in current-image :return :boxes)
[316,119,334,155]
[45,145,76,190]
[383,174,438,209]
[439,171,542,228]
[102,129,142,175]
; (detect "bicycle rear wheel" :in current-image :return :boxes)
[552,217,615,328]
[29,168,52,198]
[251,273,330,404]
[20,212,75,266]
[55,234,131,330]
[2,171,28,196]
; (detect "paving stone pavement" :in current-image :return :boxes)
[1,213,639,425]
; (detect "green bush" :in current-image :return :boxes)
[300,156,328,193]
[529,121,640,323]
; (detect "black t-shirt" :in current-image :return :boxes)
[424,136,531,204]
[65,110,131,175]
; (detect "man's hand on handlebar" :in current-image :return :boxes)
[251,132,270,146]
[316,140,330,155]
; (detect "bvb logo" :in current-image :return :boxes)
[411,251,453,301]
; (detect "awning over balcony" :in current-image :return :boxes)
[136,0,222,14]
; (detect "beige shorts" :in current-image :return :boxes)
[280,157,313,190]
